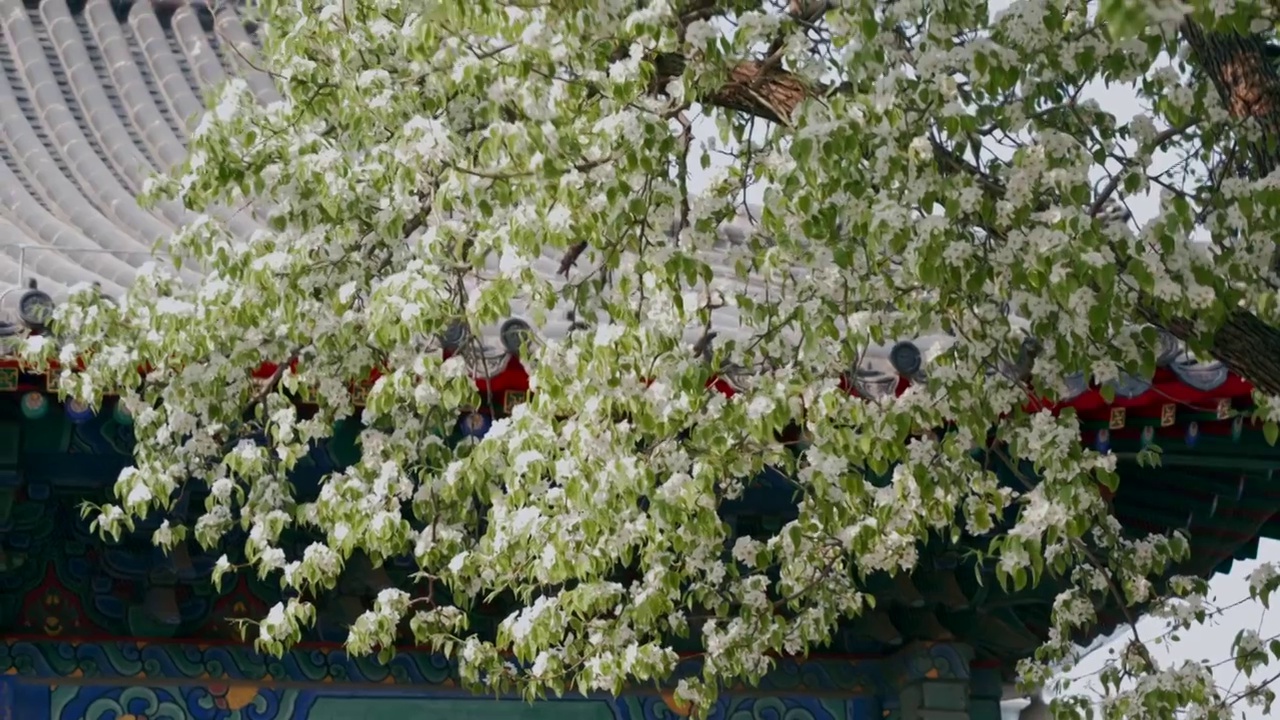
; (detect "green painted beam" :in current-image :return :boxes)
[19,409,70,454]
[1117,453,1280,473]
[1116,486,1279,535]
[1119,467,1279,502]
[0,421,18,466]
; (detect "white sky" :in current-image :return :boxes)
[1066,544,1280,718]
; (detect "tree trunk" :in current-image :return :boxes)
[1174,20,1280,392]
[1181,19,1280,180]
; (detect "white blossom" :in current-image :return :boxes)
[55,0,1280,714]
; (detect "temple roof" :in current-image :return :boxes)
[0,0,1267,460]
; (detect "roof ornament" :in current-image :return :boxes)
[1170,359,1229,391]
[1013,337,1041,380]
[996,337,1040,383]
[1060,372,1089,401]
[438,320,469,353]
[888,341,922,377]
[18,279,54,332]
[853,367,899,399]
[1110,373,1152,399]
[1154,328,1182,366]
[499,318,534,355]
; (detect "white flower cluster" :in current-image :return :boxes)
[33,0,1280,715]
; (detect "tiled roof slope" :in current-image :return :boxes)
[0,0,256,302]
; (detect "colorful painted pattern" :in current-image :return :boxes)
[0,639,898,691]
[23,685,864,720]
[0,640,887,720]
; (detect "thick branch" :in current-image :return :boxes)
[1181,18,1280,175]
[654,53,814,124]
[658,0,831,123]
[1175,18,1280,389]
[1160,309,1280,394]
[1181,19,1280,278]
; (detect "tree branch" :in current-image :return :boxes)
[653,53,814,125]
[929,140,1280,395]
[657,15,1280,394]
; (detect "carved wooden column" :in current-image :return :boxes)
[967,666,1004,720]
[848,694,883,719]
[889,643,975,720]
[1021,693,1051,720]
